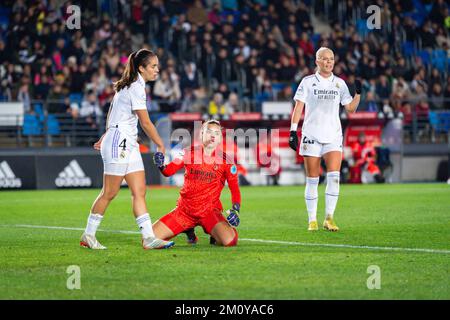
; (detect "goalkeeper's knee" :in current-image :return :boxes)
[224,229,238,247]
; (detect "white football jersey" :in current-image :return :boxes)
[293,71,353,143]
[107,73,147,142]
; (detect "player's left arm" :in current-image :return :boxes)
[225,163,241,227]
[343,79,361,113]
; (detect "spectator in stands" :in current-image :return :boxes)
[99,84,115,115]
[419,20,437,49]
[209,92,230,115]
[430,83,445,109]
[428,68,442,89]
[79,90,103,129]
[17,81,31,113]
[415,99,430,140]
[276,54,297,82]
[224,92,240,113]
[0,0,448,130]
[180,62,199,94]
[187,0,209,26]
[392,77,411,101]
[46,84,69,114]
[180,88,196,113]
[153,70,181,112]
[445,80,450,109]
[217,83,230,101]
[70,64,89,94]
[376,75,391,100]
[361,92,379,112]
[429,0,448,27]
[207,2,222,26]
[34,74,51,100]
[411,71,428,94]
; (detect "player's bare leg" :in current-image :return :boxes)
[91,174,124,214]
[125,171,174,249]
[322,151,342,231]
[81,174,124,249]
[303,156,321,231]
[152,220,175,241]
[210,222,238,246]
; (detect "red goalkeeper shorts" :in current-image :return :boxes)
[159,206,227,236]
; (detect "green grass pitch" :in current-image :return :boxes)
[0,184,449,299]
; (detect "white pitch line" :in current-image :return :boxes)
[1,224,449,255]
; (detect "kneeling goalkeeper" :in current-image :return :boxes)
[152,120,241,246]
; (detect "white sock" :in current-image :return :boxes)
[136,213,155,239]
[325,171,340,219]
[85,213,103,236]
[305,176,319,223]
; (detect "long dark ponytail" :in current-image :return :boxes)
[114,49,156,92]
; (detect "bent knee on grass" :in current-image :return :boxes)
[212,223,238,247]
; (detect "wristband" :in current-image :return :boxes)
[290,123,298,131]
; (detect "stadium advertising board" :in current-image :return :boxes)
[0,154,160,190]
[0,156,36,190]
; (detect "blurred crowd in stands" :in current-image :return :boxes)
[0,0,449,127]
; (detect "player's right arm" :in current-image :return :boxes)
[93,97,114,150]
[289,79,307,151]
[291,100,305,126]
[153,150,185,177]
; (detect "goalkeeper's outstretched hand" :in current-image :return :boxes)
[226,203,240,227]
[153,151,165,168]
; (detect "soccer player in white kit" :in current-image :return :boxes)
[80,49,174,249]
[289,47,361,231]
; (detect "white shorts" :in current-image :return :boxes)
[100,128,144,176]
[299,134,343,158]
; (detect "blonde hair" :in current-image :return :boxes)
[201,119,221,135]
[315,47,334,61]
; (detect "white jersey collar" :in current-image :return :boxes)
[315,71,335,82]
[137,73,146,87]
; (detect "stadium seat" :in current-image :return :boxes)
[431,49,447,71]
[69,93,83,105]
[402,42,415,56]
[356,19,368,37]
[32,103,45,122]
[46,114,61,135]
[0,7,10,29]
[429,111,450,133]
[271,82,285,98]
[424,4,433,13]
[22,114,42,136]
[417,50,430,66]
[311,33,321,48]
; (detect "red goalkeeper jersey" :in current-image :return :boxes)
[160,146,241,217]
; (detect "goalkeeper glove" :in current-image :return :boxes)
[289,131,298,151]
[354,79,362,94]
[226,203,240,227]
[153,152,165,170]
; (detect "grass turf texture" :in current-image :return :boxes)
[0,184,449,299]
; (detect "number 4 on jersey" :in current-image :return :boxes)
[119,139,127,151]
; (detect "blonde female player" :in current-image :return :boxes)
[289,47,361,231]
[80,49,174,250]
